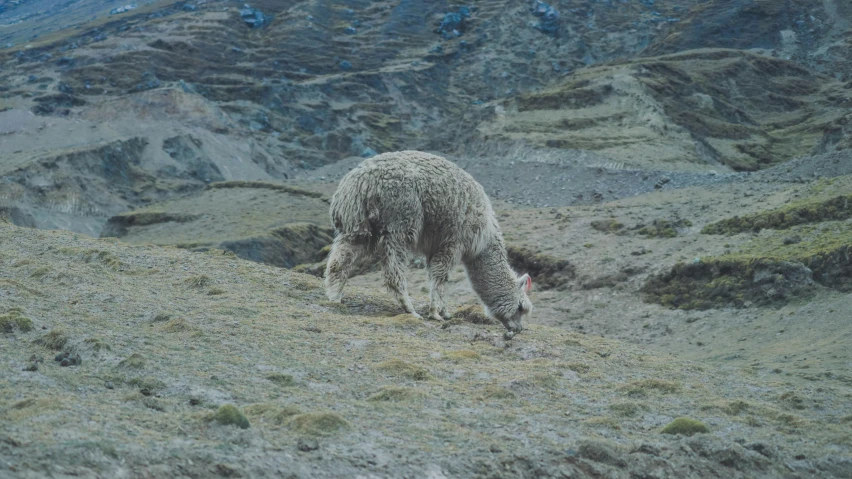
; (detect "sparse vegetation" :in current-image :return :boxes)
[623,379,681,397]
[644,223,852,309]
[374,360,431,381]
[288,412,349,436]
[266,373,296,387]
[368,386,423,402]
[33,329,68,350]
[703,195,852,234]
[118,353,146,369]
[210,405,250,429]
[637,219,692,238]
[0,308,34,333]
[660,417,709,436]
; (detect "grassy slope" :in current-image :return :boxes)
[1,222,850,477]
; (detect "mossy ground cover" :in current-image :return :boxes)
[646,204,852,309]
[0,222,849,477]
[703,193,852,234]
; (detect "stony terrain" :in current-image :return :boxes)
[1,0,852,477]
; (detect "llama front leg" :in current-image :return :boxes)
[380,237,420,318]
[427,247,456,321]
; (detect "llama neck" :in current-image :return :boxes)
[463,236,517,317]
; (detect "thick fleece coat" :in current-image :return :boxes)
[324,151,532,332]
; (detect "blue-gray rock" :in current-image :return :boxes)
[530,1,559,35]
[345,26,357,34]
[435,6,472,39]
[183,4,197,12]
[361,147,378,158]
[240,5,269,29]
[339,60,353,70]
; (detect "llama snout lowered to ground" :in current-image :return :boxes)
[324,150,533,333]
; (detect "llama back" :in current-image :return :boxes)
[329,151,497,257]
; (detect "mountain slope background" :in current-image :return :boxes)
[1,1,851,477]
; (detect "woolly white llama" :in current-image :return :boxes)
[324,150,532,333]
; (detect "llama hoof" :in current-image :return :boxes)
[440,311,452,320]
[428,312,444,322]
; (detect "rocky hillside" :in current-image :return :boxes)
[1,1,852,477]
[2,0,851,236]
[2,220,851,478]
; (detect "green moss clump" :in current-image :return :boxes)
[660,417,709,436]
[637,219,692,238]
[0,308,34,333]
[210,404,250,429]
[160,318,197,333]
[591,219,625,234]
[266,373,296,387]
[288,412,349,436]
[703,194,852,235]
[33,329,68,350]
[375,360,431,381]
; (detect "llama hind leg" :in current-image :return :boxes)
[427,246,457,321]
[380,237,420,318]
[324,236,361,302]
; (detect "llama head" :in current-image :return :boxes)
[489,273,533,333]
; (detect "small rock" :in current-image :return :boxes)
[783,235,801,245]
[297,438,320,452]
[239,6,269,29]
[105,381,114,389]
[339,60,353,70]
[23,363,38,372]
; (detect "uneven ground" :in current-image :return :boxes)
[2,221,851,478]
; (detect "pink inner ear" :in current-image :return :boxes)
[525,275,532,292]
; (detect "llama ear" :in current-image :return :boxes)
[518,273,532,293]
